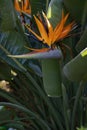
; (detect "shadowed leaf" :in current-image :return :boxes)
[0,0,17,31]
[63,48,87,81]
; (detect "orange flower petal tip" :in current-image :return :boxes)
[14,0,31,15]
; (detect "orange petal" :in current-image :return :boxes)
[63,13,69,25]
[23,0,31,14]
[53,11,64,35]
[59,22,74,40]
[25,46,50,52]
[52,17,64,43]
[42,11,53,45]
[52,12,69,43]
[14,0,31,14]
[34,15,49,45]
[53,12,69,34]
[25,24,43,41]
[14,0,21,12]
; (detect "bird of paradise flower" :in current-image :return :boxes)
[24,11,75,57]
[9,11,75,59]
[14,0,31,24]
[14,0,31,14]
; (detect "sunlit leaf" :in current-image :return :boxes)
[47,0,62,28]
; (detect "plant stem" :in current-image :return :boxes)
[42,59,62,96]
[0,102,50,130]
[71,81,85,130]
[62,84,69,130]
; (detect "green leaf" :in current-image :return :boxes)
[31,0,47,15]
[0,31,28,72]
[0,102,50,130]
[63,0,87,24]
[0,0,43,75]
[0,60,11,81]
[62,84,69,130]
[76,28,87,52]
[5,123,25,130]
[0,126,7,130]
[0,0,17,31]
[47,0,62,28]
[0,0,31,72]
[42,59,62,97]
[0,110,14,122]
[0,89,21,105]
[77,126,87,130]
[63,48,87,81]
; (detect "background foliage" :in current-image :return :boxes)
[0,0,87,130]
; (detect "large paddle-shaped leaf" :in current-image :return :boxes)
[63,48,87,82]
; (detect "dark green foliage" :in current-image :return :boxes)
[0,0,87,130]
